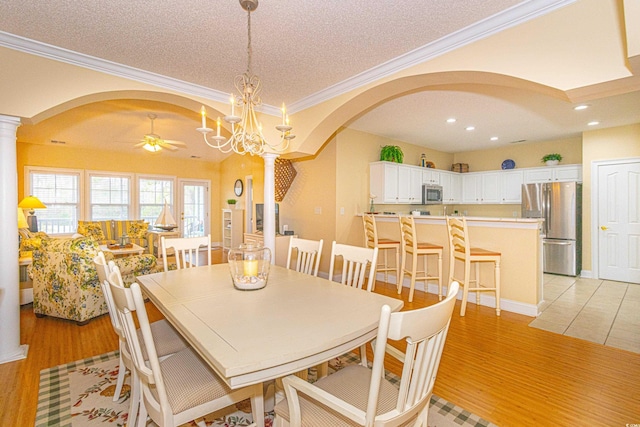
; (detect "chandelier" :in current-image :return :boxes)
[197,0,294,156]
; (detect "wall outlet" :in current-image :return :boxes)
[314,207,322,214]
[340,207,345,215]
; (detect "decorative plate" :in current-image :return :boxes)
[501,159,515,170]
[425,161,435,168]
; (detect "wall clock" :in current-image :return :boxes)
[234,179,244,196]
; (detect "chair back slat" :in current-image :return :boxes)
[286,237,323,277]
[328,241,378,291]
[362,214,377,248]
[399,215,418,251]
[161,235,211,271]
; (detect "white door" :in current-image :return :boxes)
[179,180,210,238]
[597,161,640,283]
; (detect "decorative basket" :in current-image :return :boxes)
[451,163,469,173]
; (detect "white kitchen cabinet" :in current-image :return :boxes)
[499,170,524,204]
[370,161,423,204]
[439,170,461,203]
[423,169,440,184]
[524,165,582,183]
[462,172,499,203]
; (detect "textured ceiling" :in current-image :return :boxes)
[0,0,522,104]
[1,0,639,160]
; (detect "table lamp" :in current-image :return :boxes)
[17,207,29,229]
[18,195,47,232]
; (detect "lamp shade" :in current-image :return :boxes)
[17,207,29,229]
[18,195,47,210]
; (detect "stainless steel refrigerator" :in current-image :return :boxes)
[522,182,582,276]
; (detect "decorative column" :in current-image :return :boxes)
[261,153,278,263]
[0,115,28,365]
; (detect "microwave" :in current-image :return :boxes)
[422,184,443,204]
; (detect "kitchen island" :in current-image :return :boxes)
[366,214,543,317]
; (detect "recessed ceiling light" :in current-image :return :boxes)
[574,105,589,111]
[465,126,475,131]
[490,136,499,141]
[446,118,456,123]
[587,121,600,126]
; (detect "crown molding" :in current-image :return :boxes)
[288,0,577,112]
[0,0,575,117]
[0,31,231,104]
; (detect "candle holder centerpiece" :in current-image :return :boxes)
[228,244,271,290]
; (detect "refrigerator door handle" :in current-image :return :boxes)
[544,240,573,246]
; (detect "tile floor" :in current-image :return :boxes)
[529,274,640,353]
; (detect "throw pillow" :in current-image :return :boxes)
[77,222,105,242]
[127,221,149,239]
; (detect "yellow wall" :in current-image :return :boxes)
[16,142,222,240]
[581,123,640,272]
[452,137,582,171]
[279,138,337,273]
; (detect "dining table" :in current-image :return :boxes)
[136,263,404,389]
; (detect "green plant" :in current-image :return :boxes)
[380,145,404,163]
[227,199,237,205]
[541,153,562,163]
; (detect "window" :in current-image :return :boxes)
[25,167,82,234]
[138,177,174,225]
[88,173,132,220]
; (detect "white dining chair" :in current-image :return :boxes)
[107,271,264,427]
[93,253,188,427]
[161,234,211,272]
[274,282,460,427]
[328,241,378,291]
[286,237,323,276]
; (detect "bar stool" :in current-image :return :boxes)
[398,215,443,302]
[363,214,400,290]
[446,216,501,316]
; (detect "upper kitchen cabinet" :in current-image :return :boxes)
[423,169,440,185]
[499,170,524,204]
[462,172,499,204]
[370,161,423,204]
[439,170,461,204]
[523,165,582,183]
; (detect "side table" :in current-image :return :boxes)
[19,256,33,305]
[147,229,180,257]
[99,243,145,258]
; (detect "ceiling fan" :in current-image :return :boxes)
[135,113,186,152]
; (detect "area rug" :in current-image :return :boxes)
[36,351,496,427]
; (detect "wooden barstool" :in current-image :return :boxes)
[446,216,501,316]
[363,214,400,290]
[398,215,443,302]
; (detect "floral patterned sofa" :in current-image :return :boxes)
[30,236,157,325]
[77,219,151,253]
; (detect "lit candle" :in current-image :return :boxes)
[281,103,286,125]
[216,117,221,137]
[286,115,290,126]
[244,259,258,277]
[200,106,206,128]
[230,94,235,116]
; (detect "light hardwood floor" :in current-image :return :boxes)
[2,252,639,426]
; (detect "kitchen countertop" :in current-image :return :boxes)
[362,213,543,228]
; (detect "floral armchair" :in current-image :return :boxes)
[30,236,157,325]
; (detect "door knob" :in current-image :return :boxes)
[600,226,608,231]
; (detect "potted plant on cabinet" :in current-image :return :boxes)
[227,199,237,208]
[542,153,562,166]
[380,145,404,163]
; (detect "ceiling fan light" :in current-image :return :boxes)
[143,142,162,152]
